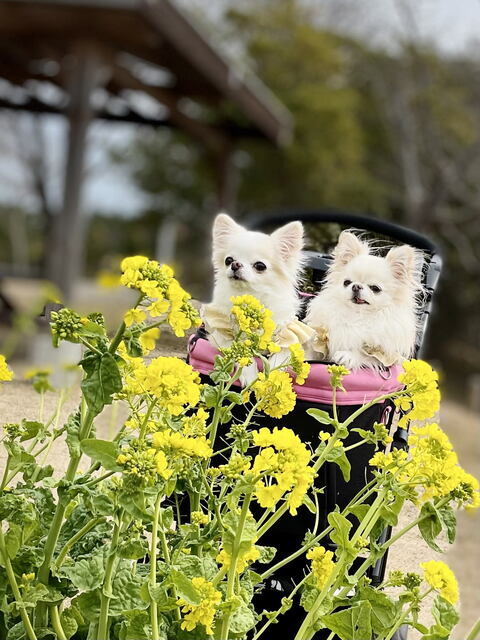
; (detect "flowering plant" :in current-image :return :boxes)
[0,257,479,640]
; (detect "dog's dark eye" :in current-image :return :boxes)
[253,262,267,272]
[225,256,234,266]
[369,285,382,293]
[343,279,352,287]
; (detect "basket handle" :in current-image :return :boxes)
[244,209,439,255]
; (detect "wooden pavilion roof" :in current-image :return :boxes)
[0,0,292,148]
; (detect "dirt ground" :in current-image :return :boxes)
[1,370,478,638]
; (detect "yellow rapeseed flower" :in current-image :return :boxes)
[139,327,160,354]
[421,560,459,604]
[0,355,13,384]
[216,545,260,573]
[253,370,296,418]
[397,359,440,426]
[177,577,221,635]
[152,429,212,459]
[306,546,335,589]
[124,308,146,327]
[124,357,201,415]
[288,343,310,385]
[252,427,315,514]
[229,295,277,354]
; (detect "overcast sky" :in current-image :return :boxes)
[2,0,480,218]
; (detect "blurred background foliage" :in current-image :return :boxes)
[1,0,479,397]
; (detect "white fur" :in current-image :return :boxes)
[208,213,304,383]
[306,231,422,369]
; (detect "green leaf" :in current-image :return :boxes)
[80,439,122,471]
[170,570,201,605]
[60,609,79,639]
[380,494,405,526]
[203,385,219,408]
[438,505,456,544]
[300,579,320,612]
[22,584,50,608]
[89,492,115,516]
[80,352,122,415]
[61,553,104,591]
[118,538,148,560]
[356,586,398,633]
[418,502,443,552]
[327,512,352,552]
[122,331,143,358]
[222,510,257,557]
[22,463,54,483]
[325,445,351,482]
[109,568,148,615]
[229,604,256,635]
[257,546,276,564]
[74,589,101,623]
[122,493,153,522]
[173,553,217,581]
[302,494,317,514]
[224,391,245,405]
[322,601,373,640]
[306,408,334,425]
[432,596,459,632]
[20,420,43,442]
[348,504,370,523]
[4,525,21,559]
[65,411,81,458]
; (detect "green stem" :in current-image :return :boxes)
[252,573,308,640]
[54,517,104,570]
[150,495,162,640]
[79,337,103,355]
[219,492,252,640]
[259,481,378,581]
[382,589,433,640]
[257,502,289,539]
[200,468,224,530]
[342,391,400,430]
[36,403,96,626]
[466,616,480,640]
[50,604,67,640]
[157,506,181,622]
[83,471,115,488]
[39,391,45,423]
[336,496,452,601]
[97,512,124,640]
[0,456,11,490]
[294,553,346,640]
[0,527,38,640]
[139,398,157,442]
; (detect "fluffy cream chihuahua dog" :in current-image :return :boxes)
[204,213,304,382]
[306,231,422,370]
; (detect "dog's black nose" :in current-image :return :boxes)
[352,283,362,293]
[231,261,242,272]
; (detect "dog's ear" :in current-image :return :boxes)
[213,213,243,250]
[386,245,417,281]
[271,221,304,263]
[333,231,369,266]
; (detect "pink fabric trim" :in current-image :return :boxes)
[188,336,403,405]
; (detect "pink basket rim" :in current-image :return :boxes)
[188,336,403,405]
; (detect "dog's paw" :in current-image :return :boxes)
[332,351,364,371]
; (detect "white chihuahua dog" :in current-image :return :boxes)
[204,213,304,383]
[306,231,422,370]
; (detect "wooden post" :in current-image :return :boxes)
[46,44,107,301]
